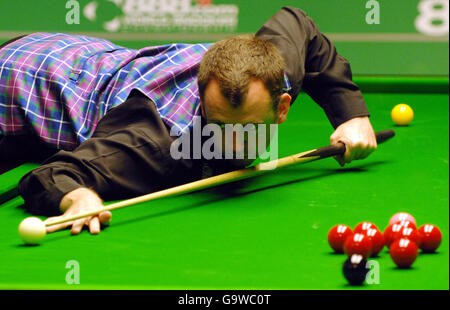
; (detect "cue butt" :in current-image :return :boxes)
[300,129,395,159]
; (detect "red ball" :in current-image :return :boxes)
[365,228,385,257]
[389,238,419,268]
[328,224,354,253]
[418,224,442,253]
[384,223,419,248]
[354,221,379,233]
[344,233,372,258]
[389,212,416,227]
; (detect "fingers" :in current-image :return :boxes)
[89,216,100,235]
[330,132,377,166]
[330,134,347,167]
[331,139,375,166]
[71,217,88,235]
[45,188,110,236]
[84,212,112,235]
[343,141,374,164]
[72,213,112,235]
[331,135,354,165]
[45,212,112,235]
[333,155,345,167]
[99,211,112,226]
[329,116,380,166]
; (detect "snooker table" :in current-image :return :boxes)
[0,76,448,291]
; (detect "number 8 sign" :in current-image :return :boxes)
[415,0,449,36]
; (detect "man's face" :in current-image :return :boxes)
[200,78,279,167]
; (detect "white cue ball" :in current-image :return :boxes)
[18,217,47,245]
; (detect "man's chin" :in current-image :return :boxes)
[206,157,254,174]
[222,158,254,168]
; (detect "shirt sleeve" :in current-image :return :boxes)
[256,6,370,128]
[18,90,199,216]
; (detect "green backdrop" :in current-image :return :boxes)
[0,0,449,75]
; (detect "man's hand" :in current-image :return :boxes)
[44,188,112,235]
[330,116,377,167]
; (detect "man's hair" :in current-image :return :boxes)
[198,35,286,111]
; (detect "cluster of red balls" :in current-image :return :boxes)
[328,212,442,268]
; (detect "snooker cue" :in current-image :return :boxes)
[0,185,19,205]
[44,129,395,227]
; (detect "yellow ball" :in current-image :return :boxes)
[18,217,46,245]
[391,103,414,126]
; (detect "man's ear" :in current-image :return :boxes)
[276,93,292,124]
[199,98,206,118]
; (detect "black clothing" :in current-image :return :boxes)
[256,7,369,127]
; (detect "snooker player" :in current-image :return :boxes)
[0,7,376,235]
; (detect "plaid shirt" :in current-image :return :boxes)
[0,33,291,150]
